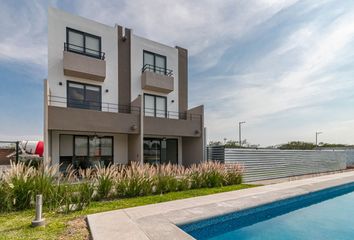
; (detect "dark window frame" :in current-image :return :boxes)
[143,138,178,165]
[143,50,167,75]
[66,27,102,59]
[59,134,114,171]
[67,80,102,111]
[144,93,167,118]
[72,135,114,158]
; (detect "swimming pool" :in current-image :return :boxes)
[180,182,354,240]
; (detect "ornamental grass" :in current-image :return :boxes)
[0,161,243,213]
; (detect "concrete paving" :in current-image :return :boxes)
[87,171,354,240]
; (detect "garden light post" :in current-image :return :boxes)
[32,194,45,227]
[316,131,322,146]
[239,121,246,147]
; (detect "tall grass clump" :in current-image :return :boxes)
[224,164,244,185]
[154,164,184,194]
[94,164,117,199]
[4,162,36,210]
[0,180,12,212]
[189,161,226,188]
[33,163,58,208]
[116,162,154,197]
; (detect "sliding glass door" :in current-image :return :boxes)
[143,138,178,165]
[59,134,113,171]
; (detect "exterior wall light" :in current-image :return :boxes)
[130,125,137,131]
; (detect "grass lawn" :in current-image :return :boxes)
[0,184,256,240]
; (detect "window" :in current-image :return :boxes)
[143,51,167,75]
[66,28,102,59]
[144,94,167,118]
[67,81,101,111]
[143,138,178,165]
[59,135,113,171]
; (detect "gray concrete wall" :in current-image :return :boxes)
[182,105,204,166]
[63,51,106,81]
[128,134,141,164]
[48,106,139,134]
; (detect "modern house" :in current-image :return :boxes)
[44,8,204,170]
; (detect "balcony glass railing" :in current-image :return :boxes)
[142,64,173,77]
[64,42,105,60]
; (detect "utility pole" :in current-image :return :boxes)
[315,131,322,146]
[239,121,246,147]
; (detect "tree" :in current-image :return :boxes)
[278,141,316,150]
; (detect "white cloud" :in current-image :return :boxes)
[75,0,300,71]
[201,2,354,145]
[0,1,59,67]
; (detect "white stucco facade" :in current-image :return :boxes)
[131,35,179,113]
[48,8,118,106]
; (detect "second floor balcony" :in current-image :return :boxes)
[141,64,174,94]
[47,95,140,134]
[46,95,203,137]
[63,43,106,82]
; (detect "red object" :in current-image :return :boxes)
[34,141,44,157]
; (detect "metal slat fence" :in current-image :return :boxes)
[207,147,354,182]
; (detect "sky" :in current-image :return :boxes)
[1,0,354,146]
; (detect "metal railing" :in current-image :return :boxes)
[142,64,173,76]
[48,95,140,114]
[48,95,201,120]
[144,107,202,120]
[64,42,105,60]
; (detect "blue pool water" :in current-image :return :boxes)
[180,183,354,240]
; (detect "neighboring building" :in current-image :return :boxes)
[44,8,204,170]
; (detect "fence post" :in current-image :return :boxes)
[15,141,19,164]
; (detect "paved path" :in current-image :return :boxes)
[87,171,354,240]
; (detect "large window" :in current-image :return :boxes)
[144,94,167,118]
[66,28,102,59]
[143,138,178,165]
[67,81,101,111]
[59,135,113,171]
[143,51,167,75]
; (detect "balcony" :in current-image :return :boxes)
[63,43,106,82]
[47,95,140,134]
[141,64,174,93]
[143,107,203,137]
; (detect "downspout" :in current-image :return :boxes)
[140,92,144,164]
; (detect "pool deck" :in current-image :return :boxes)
[87,171,354,240]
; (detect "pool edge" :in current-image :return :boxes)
[87,171,354,240]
